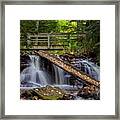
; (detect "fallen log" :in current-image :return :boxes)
[35,50,100,87]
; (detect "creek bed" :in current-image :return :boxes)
[20,84,100,100]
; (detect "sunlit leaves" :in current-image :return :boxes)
[20,20,100,64]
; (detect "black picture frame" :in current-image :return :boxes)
[0,0,119,119]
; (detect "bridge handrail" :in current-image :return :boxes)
[21,33,86,49]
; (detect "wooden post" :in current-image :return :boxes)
[48,34,50,49]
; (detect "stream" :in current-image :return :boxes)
[20,54,100,100]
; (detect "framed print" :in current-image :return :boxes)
[0,0,119,119]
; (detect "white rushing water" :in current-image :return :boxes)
[53,64,65,84]
[78,60,100,80]
[20,55,100,87]
[20,55,48,86]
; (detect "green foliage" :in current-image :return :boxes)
[20,20,100,64]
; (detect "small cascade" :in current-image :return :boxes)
[52,58,100,85]
[74,59,100,80]
[29,55,40,70]
[53,64,65,84]
[20,53,100,88]
[53,64,59,84]
[82,60,100,80]
[20,55,49,87]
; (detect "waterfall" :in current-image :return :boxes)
[57,66,65,84]
[78,60,100,80]
[29,55,40,70]
[20,55,49,87]
[52,58,100,86]
[53,64,65,84]
[20,54,100,88]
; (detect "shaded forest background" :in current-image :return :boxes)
[20,20,100,65]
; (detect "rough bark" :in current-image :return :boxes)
[35,51,100,87]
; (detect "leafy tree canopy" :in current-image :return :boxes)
[20,20,100,65]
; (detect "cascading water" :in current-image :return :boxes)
[20,55,49,87]
[29,55,40,70]
[77,59,100,80]
[81,60,100,80]
[53,64,65,84]
[52,58,100,87]
[20,54,100,88]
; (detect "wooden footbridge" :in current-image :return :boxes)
[20,33,86,50]
[35,50,100,87]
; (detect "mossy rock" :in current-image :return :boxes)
[33,85,65,100]
[20,85,67,100]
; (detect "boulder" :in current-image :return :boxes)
[77,85,100,100]
[20,85,66,100]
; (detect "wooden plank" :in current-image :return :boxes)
[20,48,64,50]
[21,41,48,43]
[29,39,48,41]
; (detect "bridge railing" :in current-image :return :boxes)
[20,33,86,50]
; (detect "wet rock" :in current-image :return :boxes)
[58,93,76,100]
[20,54,31,72]
[77,85,100,100]
[20,85,67,100]
[20,85,100,100]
